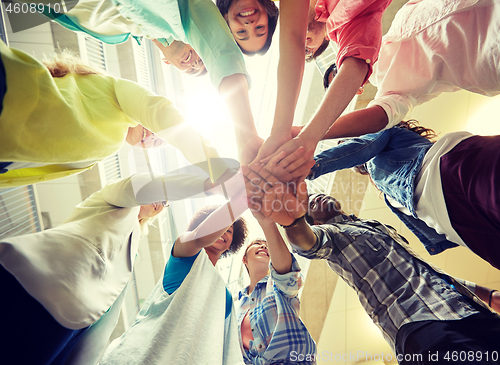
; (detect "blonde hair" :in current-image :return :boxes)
[43,48,105,78]
[138,213,162,236]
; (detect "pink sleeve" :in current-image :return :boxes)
[331,12,383,85]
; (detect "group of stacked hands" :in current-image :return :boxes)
[1,0,500,364]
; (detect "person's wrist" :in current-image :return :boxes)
[296,127,320,148]
[257,217,275,228]
[279,215,306,229]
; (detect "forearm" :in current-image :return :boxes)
[219,74,258,146]
[322,106,389,140]
[258,219,292,274]
[299,57,369,144]
[178,189,248,248]
[284,217,317,251]
[271,0,309,137]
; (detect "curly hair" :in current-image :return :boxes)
[187,205,248,257]
[216,0,279,56]
[43,48,105,78]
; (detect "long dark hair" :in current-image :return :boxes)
[216,0,279,56]
[187,205,248,257]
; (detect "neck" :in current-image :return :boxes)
[205,249,221,266]
[247,266,268,294]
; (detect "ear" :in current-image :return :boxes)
[242,255,248,265]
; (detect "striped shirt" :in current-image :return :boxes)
[294,215,484,352]
[236,256,317,365]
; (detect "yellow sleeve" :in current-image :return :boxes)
[113,78,226,180]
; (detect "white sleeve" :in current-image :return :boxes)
[100,171,209,207]
[367,94,415,129]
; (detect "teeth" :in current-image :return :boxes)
[239,9,255,16]
[184,51,192,63]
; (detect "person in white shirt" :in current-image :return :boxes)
[0,168,242,365]
[320,0,500,139]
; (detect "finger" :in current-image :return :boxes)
[288,159,317,181]
[258,148,283,165]
[264,150,287,170]
[276,146,306,168]
[283,148,314,172]
[248,163,281,185]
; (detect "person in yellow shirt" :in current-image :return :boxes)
[0,41,226,187]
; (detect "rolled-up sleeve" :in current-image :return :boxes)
[368,94,416,129]
[292,225,339,261]
[270,255,303,298]
[333,14,382,84]
[324,0,391,85]
[100,172,208,207]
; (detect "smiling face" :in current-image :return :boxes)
[138,201,167,221]
[242,239,269,272]
[126,124,164,148]
[308,194,343,224]
[224,0,269,53]
[158,40,206,76]
[207,225,234,256]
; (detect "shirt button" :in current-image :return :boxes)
[251,328,254,331]
[249,311,253,315]
[251,298,255,301]
[258,344,262,349]
[366,59,371,64]
[430,248,435,252]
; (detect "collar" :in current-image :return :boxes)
[238,275,269,300]
[326,214,355,224]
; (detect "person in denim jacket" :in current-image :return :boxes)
[308,121,500,270]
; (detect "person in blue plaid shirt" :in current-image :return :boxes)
[243,162,500,365]
[236,215,316,364]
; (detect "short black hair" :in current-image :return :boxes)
[306,38,330,62]
[187,205,248,257]
[216,0,279,56]
[323,62,337,90]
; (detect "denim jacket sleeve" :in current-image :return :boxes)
[308,129,392,180]
[384,196,458,255]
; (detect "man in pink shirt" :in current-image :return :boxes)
[256,0,392,167]
[307,0,391,83]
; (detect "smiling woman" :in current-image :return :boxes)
[217,0,279,55]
